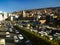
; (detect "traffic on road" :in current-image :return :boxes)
[0,21,32,45]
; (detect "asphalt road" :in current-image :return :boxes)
[0,21,32,45]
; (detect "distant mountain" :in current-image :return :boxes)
[13,7,60,15]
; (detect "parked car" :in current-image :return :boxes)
[48,35,53,40]
[9,28,13,32]
[15,30,19,34]
[18,34,24,40]
[0,39,5,45]
[6,32,10,37]
[14,35,19,43]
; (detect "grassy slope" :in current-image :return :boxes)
[14,25,59,45]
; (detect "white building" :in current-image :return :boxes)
[10,14,19,21]
[0,13,4,21]
[11,16,13,21]
[3,12,8,20]
[0,11,8,20]
[9,13,12,16]
[0,11,19,21]
[23,10,26,17]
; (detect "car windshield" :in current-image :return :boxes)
[19,34,23,36]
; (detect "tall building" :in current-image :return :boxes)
[0,11,10,21]
[3,12,8,20]
[23,10,26,17]
[0,13,4,21]
[11,16,13,21]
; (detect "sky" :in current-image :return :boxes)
[0,0,60,13]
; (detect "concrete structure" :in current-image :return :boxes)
[23,10,26,17]
[0,11,9,21]
[9,13,12,16]
[0,13,4,21]
[0,11,15,21]
[3,12,8,20]
[10,14,19,21]
[11,16,13,21]
[0,11,19,21]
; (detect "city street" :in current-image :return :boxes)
[0,21,32,45]
[0,0,60,45]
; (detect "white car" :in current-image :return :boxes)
[6,32,10,37]
[15,30,19,34]
[6,35,10,37]
[6,32,10,34]
[9,28,13,32]
[0,39,5,45]
[11,26,13,28]
[20,25,23,27]
[48,36,53,40]
[18,34,24,40]
[14,36,19,42]
[38,31,48,36]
